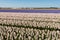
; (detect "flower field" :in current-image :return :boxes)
[0,12,60,40]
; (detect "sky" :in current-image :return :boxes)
[0,0,60,8]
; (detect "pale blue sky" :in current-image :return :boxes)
[0,0,60,8]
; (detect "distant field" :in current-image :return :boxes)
[0,10,60,13]
[0,12,60,40]
[0,8,60,10]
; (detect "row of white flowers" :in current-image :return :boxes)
[0,18,60,29]
[0,26,60,40]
